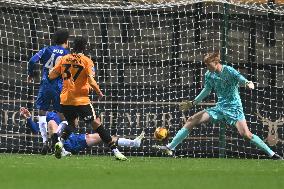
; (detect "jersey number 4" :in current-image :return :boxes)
[45,53,62,69]
[63,64,83,81]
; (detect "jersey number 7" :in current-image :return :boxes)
[62,64,83,81]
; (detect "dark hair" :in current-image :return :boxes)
[53,29,69,45]
[73,36,88,53]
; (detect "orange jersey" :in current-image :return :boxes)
[51,53,99,106]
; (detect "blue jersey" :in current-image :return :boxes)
[195,65,248,108]
[28,45,69,88]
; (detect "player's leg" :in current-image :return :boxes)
[115,131,145,147]
[47,120,61,149]
[47,118,71,157]
[153,109,213,155]
[85,133,102,146]
[86,131,145,148]
[79,104,127,160]
[225,107,282,160]
[79,105,113,145]
[47,120,57,137]
[35,85,52,154]
[38,108,48,144]
[60,105,77,140]
[235,120,282,159]
[46,111,66,149]
[168,110,210,149]
[36,85,52,142]
[54,105,77,159]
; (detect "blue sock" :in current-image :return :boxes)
[167,128,189,150]
[250,134,274,157]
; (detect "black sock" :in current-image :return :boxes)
[96,126,115,149]
[108,142,117,150]
[51,133,59,146]
[61,125,73,141]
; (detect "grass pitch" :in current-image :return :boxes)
[0,154,283,189]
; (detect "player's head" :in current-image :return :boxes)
[73,36,88,53]
[53,29,69,46]
[204,52,221,72]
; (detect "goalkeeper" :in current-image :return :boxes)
[155,52,282,160]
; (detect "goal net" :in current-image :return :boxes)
[0,0,283,158]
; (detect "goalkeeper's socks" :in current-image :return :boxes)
[167,127,189,150]
[38,116,48,143]
[250,134,275,157]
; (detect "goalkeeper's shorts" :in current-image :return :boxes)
[205,106,245,126]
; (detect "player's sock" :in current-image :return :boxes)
[41,141,49,155]
[96,125,113,145]
[117,138,139,147]
[167,127,189,150]
[38,116,48,143]
[250,134,275,157]
[61,125,73,141]
[51,133,59,146]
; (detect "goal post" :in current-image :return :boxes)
[0,0,283,158]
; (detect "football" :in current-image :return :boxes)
[154,127,168,141]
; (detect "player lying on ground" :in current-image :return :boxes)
[153,52,283,160]
[20,107,145,156]
[27,29,70,154]
[20,107,71,157]
[49,37,128,160]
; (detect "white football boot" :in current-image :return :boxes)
[113,149,127,161]
[152,145,173,156]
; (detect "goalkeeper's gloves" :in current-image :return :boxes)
[246,81,255,89]
[179,100,196,111]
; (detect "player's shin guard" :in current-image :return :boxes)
[95,126,115,149]
[250,134,275,157]
[167,127,189,150]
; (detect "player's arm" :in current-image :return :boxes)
[20,107,40,133]
[88,75,103,96]
[86,61,104,98]
[179,73,212,111]
[48,58,62,80]
[27,47,46,82]
[230,67,254,89]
